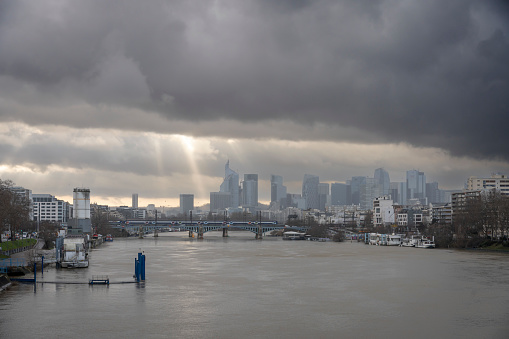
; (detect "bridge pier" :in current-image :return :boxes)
[222,228,229,237]
[198,225,204,239]
[188,230,193,238]
[255,225,263,240]
[138,226,143,239]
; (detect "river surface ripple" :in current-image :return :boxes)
[1,232,508,339]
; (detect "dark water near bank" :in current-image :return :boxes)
[1,232,508,338]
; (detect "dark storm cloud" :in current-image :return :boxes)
[0,0,508,159]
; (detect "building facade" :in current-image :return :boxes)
[180,194,194,216]
[302,174,319,210]
[331,183,350,206]
[466,174,509,196]
[270,175,287,208]
[32,194,69,223]
[373,195,395,227]
[242,174,258,209]
[210,192,232,212]
[219,160,240,208]
[407,170,426,204]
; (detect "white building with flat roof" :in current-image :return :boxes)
[373,195,395,227]
[32,194,69,223]
[467,174,509,196]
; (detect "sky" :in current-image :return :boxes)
[0,0,508,207]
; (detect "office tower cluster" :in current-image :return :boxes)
[209,161,260,213]
[205,162,455,216]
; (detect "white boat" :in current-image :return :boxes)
[400,238,414,247]
[282,231,306,240]
[369,233,378,245]
[387,234,402,246]
[376,234,387,246]
[415,237,436,248]
[60,236,89,268]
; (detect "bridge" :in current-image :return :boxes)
[110,220,308,239]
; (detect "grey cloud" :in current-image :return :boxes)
[0,0,508,161]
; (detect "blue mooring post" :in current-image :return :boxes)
[141,253,145,281]
[135,258,139,282]
[134,251,146,282]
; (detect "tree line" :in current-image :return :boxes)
[0,179,31,243]
[447,190,509,248]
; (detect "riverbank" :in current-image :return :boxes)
[0,274,12,292]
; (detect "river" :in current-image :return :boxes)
[1,232,508,338]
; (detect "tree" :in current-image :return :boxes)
[39,221,58,249]
[0,179,31,243]
[306,224,329,238]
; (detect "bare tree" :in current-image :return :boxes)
[0,179,30,242]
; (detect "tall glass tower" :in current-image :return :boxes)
[219,160,240,208]
[302,174,319,210]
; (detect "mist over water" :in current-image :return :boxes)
[1,232,508,339]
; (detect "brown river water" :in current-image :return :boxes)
[1,232,508,338]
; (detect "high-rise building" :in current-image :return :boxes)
[180,194,194,216]
[242,174,258,209]
[426,182,441,203]
[286,193,306,210]
[210,192,231,212]
[350,176,366,205]
[270,175,287,208]
[219,160,240,208]
[407,170,426,204]
[374,168,390,195]
[318,183,329,211]
[331,183,350,206]
[360,178,381,210]
[302,174,319,210]
[132,193,138,209]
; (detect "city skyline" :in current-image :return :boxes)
[0,1,508,207]
[6,165,495,209]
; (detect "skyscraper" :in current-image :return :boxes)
[426,182,441,204]
[407,170,426,204]
[374,168,390,195]
[302,174,319,210]
[270,175,287,208]
[331,183,350,206]
[210,192,232,211]
[180,194,194,216]
[219,160,240,208]
[360,178,381,210]
[242,174,258,208]
[350,176,366,205]
[318,183,329,211]
[132,193,138,209]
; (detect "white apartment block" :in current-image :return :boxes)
[32,194,69,223]
[467,174,509,196]
[373,195,395,227]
